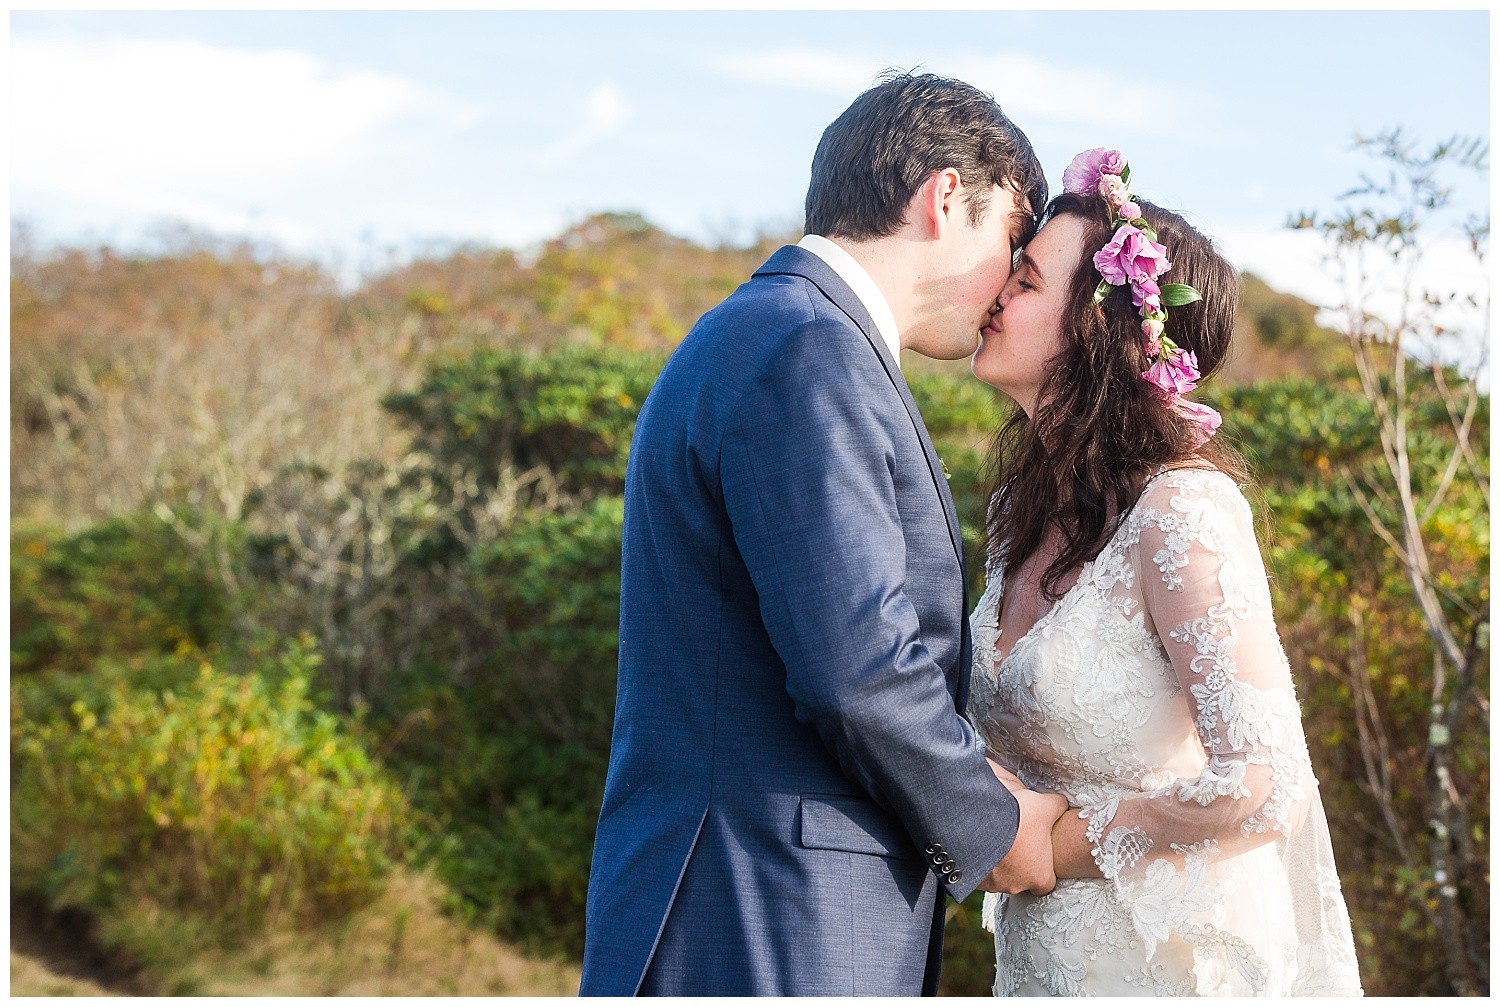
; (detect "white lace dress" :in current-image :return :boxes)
[968,468,1363,996]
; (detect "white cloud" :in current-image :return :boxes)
[10,36,459,214]
[943,52,1179,129]
[709,46,1180,129]
[1212,226,1339,307]
[542,82,633,160]
[1217,224,1489,382]
[714,47,880,97]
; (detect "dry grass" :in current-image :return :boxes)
[9,870,580,997]
[188,869,580,996]
[9,951,117,997]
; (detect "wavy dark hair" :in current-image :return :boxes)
[985,191,1248,600]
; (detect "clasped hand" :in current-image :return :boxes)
[976,757,1068,897]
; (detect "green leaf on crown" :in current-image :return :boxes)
[1160,283,1203,307]
[1093,279,1114,304]
[1120,164,1132,186]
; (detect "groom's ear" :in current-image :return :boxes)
[917,168,965,240]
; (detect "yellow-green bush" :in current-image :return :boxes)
[10,636,407,942]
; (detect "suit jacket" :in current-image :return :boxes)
[579,245,1019,996]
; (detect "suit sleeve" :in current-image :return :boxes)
[719,319,1018,901]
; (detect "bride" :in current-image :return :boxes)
[966,149,1363,996]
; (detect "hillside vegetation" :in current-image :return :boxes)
[10,214,1487,995]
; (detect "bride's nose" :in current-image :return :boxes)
[995,277,1016,311]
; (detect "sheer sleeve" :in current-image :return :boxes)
[1084,472,1313,867]
[1075,470,1361,993]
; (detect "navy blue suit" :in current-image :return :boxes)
[580,245,1019,996]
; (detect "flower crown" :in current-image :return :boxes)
[1062,148,1221,448]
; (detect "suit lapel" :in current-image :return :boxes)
[754,246,967,572]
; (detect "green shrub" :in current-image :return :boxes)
[357,350,638,956]
[379,497,626,957]
[383,345,663,505]
[10,635,407,943]
[396,720,604,958]
[467,495,625,748]
[10,510,233,676]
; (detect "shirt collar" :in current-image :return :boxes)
[796,233,902,370]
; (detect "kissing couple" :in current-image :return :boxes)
[580,72,1363,997]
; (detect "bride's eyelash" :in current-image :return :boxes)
[1018,279,1037,292]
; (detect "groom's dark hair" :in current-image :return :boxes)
[805,70,1047,242]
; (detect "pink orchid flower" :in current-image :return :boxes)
[1132,278,1163,314]
[1063,148,1127,195]
[1174,399,1223,448]
[1094,224,1173,286]
[1141,348,1201,400]
[1141,317,1165,357]
[1098,174,1130,208]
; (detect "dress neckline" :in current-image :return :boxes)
[990,553,1098,671]
[988,466,1200,670]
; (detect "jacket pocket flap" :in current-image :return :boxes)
[799,795,912,859]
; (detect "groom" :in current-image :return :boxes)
[581,72,1060,996]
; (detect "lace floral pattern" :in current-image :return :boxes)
[968,469,1363,997]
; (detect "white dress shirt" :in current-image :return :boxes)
[796,233,902,370]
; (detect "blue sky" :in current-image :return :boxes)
[10,10,1491,307]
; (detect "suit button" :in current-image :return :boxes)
[941,863,955,875]
[924,844,941,855]
[932,853,950,866]
[950,870,963,883]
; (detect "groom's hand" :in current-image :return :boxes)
[978,758,1067,897]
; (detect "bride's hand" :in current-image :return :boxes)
[981,757,1068,896]
[988,761,1101,881]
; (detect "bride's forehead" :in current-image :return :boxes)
[1029,215,1090,269]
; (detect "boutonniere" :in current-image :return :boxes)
[940,457,951,480]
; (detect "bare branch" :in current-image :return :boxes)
[1428,365,1490,511]
[1421,373,1478,520]
[1341,468,1411,560]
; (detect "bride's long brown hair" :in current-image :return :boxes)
[985,191,1248,600]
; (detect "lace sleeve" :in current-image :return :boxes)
[1079,471,1339,987]
[1087,471,1314,856]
